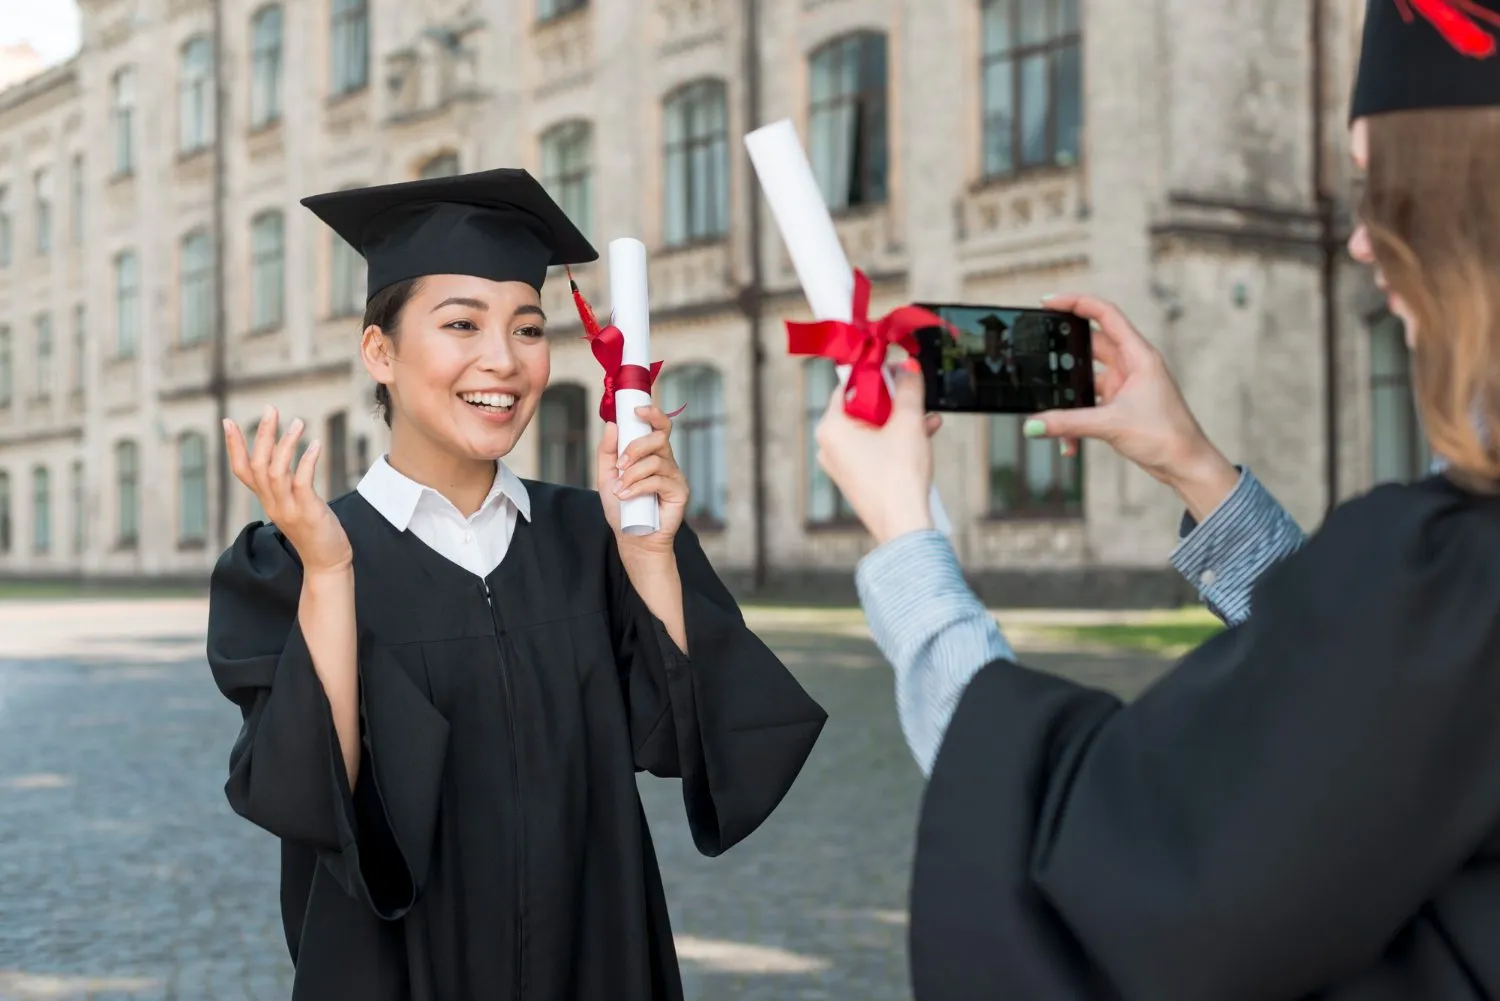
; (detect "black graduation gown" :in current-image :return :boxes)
[206,482,827,1001]
[910,475,1500,1001]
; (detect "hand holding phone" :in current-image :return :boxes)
[912,304,1095,414]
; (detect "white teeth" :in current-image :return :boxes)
[462,392,516,409]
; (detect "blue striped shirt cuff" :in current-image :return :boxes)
[1169,468,1308,626]
[855,530,1015,776]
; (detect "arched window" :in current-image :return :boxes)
[658,365,726,524]
[111,67,136,175]
[251,210,286,330]
[331,0,369,95]
[537,384,590,488]
[0,471,10,555]
[180,229,214,344]
[250,5,284,128]
[179,432,208,544]
[986,414,1082,515]
[419,152,461,179]
[803,359,855,524]
[114,250,140,358]
[32,466,51,554]
[541,121,594,238]
[179,36,215,153]
[116,440,140,547]
[1369,313,1431,484]
[980,0,1082,177]
[807,32,888,211]
[662,80,729,246]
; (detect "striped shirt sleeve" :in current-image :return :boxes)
[1168,467,1308,626]
[855,530,1014,776]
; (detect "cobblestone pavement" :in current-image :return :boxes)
[0,600,1173,1001]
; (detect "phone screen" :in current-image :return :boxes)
[912,304,1094,414]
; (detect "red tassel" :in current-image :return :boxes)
[1405,0,1497,57]
[565,265,603,340]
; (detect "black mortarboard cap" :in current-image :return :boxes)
[300,168,597,301]
[1351,0,1500,120]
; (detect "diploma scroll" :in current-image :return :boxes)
[744,119,952,536]
[607,238,661,536]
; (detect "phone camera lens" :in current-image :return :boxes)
[1059,321,1072,335]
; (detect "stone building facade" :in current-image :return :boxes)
[0,0,1421,601]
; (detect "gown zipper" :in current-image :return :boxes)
[484,580,526,1000]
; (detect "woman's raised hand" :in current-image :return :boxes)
[1026,294,1241,520]
[224,406,353,575]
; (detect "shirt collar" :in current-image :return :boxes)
[357,455,531,532]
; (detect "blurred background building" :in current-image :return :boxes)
[0,0,1416,601]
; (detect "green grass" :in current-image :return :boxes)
[0,582,207,601]
[1045,620,1224,656]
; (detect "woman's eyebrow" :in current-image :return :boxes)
[431,297,488,313]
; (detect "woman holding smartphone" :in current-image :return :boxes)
[815,2,1500,998]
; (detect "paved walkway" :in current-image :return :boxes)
[0,598,1173,1000]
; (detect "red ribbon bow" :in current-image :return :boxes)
[1396,0,1499,58]
[567,269,684,424]
[784,269,951,426]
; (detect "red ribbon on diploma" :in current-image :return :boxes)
[567,268,684,424]
[785,269,951,426]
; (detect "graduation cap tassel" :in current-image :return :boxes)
[566,266,604,341]
[1401,0,1498,57]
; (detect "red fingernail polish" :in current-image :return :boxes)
[903,358,921,373]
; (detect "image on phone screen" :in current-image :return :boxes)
[912,304,1095,414]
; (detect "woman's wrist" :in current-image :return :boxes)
[1166,442,1241,524]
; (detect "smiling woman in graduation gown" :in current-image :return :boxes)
[205,170,827,1001]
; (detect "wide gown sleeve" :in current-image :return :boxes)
[607,524,828,857]
[206,523,449,920]
[909,483,1500,1001]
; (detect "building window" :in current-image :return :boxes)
[179,36,215,154]
[116,440,139,548]
[32,466,50,555]
[180,229,214,345]
[537,0,588,22]
[326,412,349,496]
[115,250,140,358]
[34,168,52,255]
[1369,313,1431,484]
[987,414,1082,515]
[71,460,84,554]
[808,32,889,212]
[658,365,726,524]
[0,326,11,407]
[251,211,286,330]
[662,80,729,247]
[330,232,365,317]
[981,0,1082,178]
[0,186,11,267]
[72,304,86,391]
[331,0,370,96]
[179,432,208,544]
[112,67,136,175]
[35,314,52,398]
[804,358,855,523]
[70,155,83,245]
[418,152,461,179]
[540,121,593,239]
[250,5,284,128]
[537,384,590,488]
[0,471,10,555]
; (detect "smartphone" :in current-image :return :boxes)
[911,303,1094,414]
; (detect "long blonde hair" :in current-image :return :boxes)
[1362,107,1500,485]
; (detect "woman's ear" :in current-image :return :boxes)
[360,324,394,388]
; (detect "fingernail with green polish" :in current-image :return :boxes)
[1023,419,1046,438]
[1059,441,1070,457]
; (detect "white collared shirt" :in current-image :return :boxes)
[356,455,532,578]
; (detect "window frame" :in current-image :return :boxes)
[661,79,731,248]
[806,31,890,213]
[31,465,50,555]
[178,431,209,546]
[250,210,286,332]
[250,4,284,129]
[979,0,1084,180]
[330,0,371,96]
[179,228,214,345]
[536,383,591,489]
[802,358,858,527]
[984,413,1084,519]
[116,440,140,549]
[540,120,594,239]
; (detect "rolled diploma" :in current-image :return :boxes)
[608,238,660,535]
[744,119,951,535]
